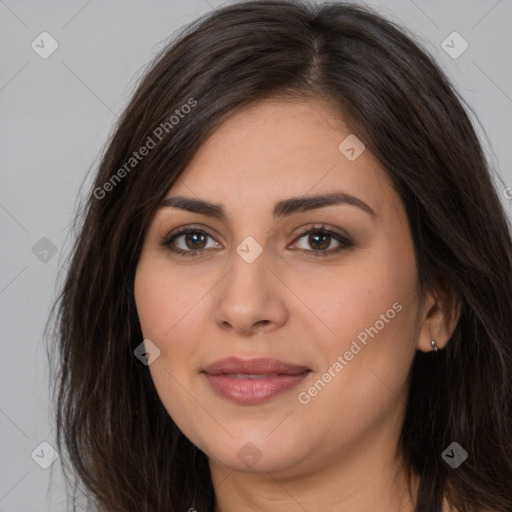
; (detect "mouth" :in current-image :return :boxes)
[202,357,311,404]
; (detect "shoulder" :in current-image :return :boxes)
[442,496,455,512]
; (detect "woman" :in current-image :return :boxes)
[48,1,512,511]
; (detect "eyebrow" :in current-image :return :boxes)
[158,191,377,220]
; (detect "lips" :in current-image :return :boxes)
[202,357,311,404]
[202,356,310,376]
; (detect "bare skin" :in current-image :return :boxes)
[134,99,460,512]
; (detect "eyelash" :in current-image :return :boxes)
[159,224,353,258]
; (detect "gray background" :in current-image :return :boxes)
[1,0,511,510]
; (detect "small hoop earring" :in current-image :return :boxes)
[431,339,439,352]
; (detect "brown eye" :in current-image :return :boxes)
[307,232,331,250]
[183,232,208,250]
[292,226,353,256]
[160,227,222,256]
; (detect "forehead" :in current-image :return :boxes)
[166,99,401,222]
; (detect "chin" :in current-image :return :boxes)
[202,433,310,475]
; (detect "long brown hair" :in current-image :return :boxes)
[47,1,512,510]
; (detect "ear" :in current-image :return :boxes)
[416,284,461,353]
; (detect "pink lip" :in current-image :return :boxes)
[202,357,311,404]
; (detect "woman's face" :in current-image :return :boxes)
[134,99,437,478]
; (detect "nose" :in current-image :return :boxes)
[213,247,288,335]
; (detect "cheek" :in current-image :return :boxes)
[134,258,207,431]
[134,254,204,342]
[291,250,416,351]
[293,239,419,402]
[133,256,204,403]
